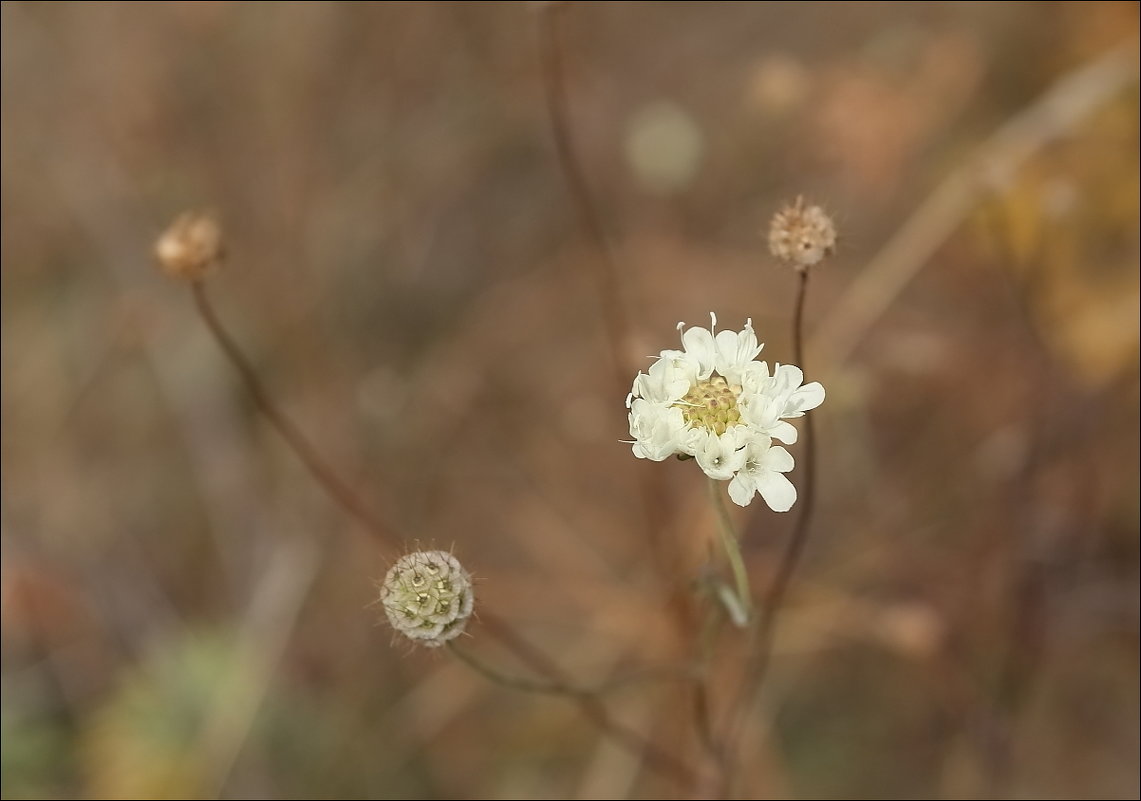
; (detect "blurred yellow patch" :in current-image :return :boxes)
[975,96,1140,387]
[80,631,250,800]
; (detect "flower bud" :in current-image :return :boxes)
[154,211,224,282]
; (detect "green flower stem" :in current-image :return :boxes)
[709,476,751,625]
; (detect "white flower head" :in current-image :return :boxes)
[626,314,824,510]
[380,550,474,648]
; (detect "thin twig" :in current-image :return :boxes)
[478,610,700,787]
[536,7,706,769]
[766,271,817,619]
[190,281,399,552]
[707,44,1138,794]
[690,595,729,769]
[190,278,697,788]
[537,3,631,390]
[973,191,1071,798]
[447,640,698,698]
[717,271,817,797]
[536,3,685,600]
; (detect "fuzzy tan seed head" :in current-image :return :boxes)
[768,196,836,271]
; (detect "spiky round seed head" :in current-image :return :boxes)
[380,550,474,648]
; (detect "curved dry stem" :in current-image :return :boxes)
[191,281,401,553]
[536,9,707,768]
[478,610,700,787]
[190,279,697,789]
[537,2,630,390]
[717,271,818,797]
[447,640,698,698]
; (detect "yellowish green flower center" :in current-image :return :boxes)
[674,374,742,435]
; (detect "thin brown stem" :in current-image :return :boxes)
[536,7,704,768]
[691,599,728,769]
[448,639,585,696]
[768,271,817,616]
[191,281,399,552]
[716,270,818,797]
[478,610,699,788]
[447,640,698,698]
[190,279,697,789]
[537,3,630,391]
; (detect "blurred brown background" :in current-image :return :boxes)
[2,2,1138,799]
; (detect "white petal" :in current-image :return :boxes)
[774,363,804,389]
[759,445,795,473]
[628,400,688,461]
[679,426,704,456]
[727,473,756,506]
[634,355,693,403]
[739,392,780,432]
[714,328,739,357]
[786,381,825,414]
[714,325,762,383]
[766,420,798,445]
[719,424,750,451]
[757,471,797,512]
[694,430,746,480]
[740,360,770,387]
[743,431,773,453]
[681,325,716,379]
[658,349,700,383]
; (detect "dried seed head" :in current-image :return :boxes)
[379,550,474,648]
[768,196,836,271]
[154,211,224,282]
